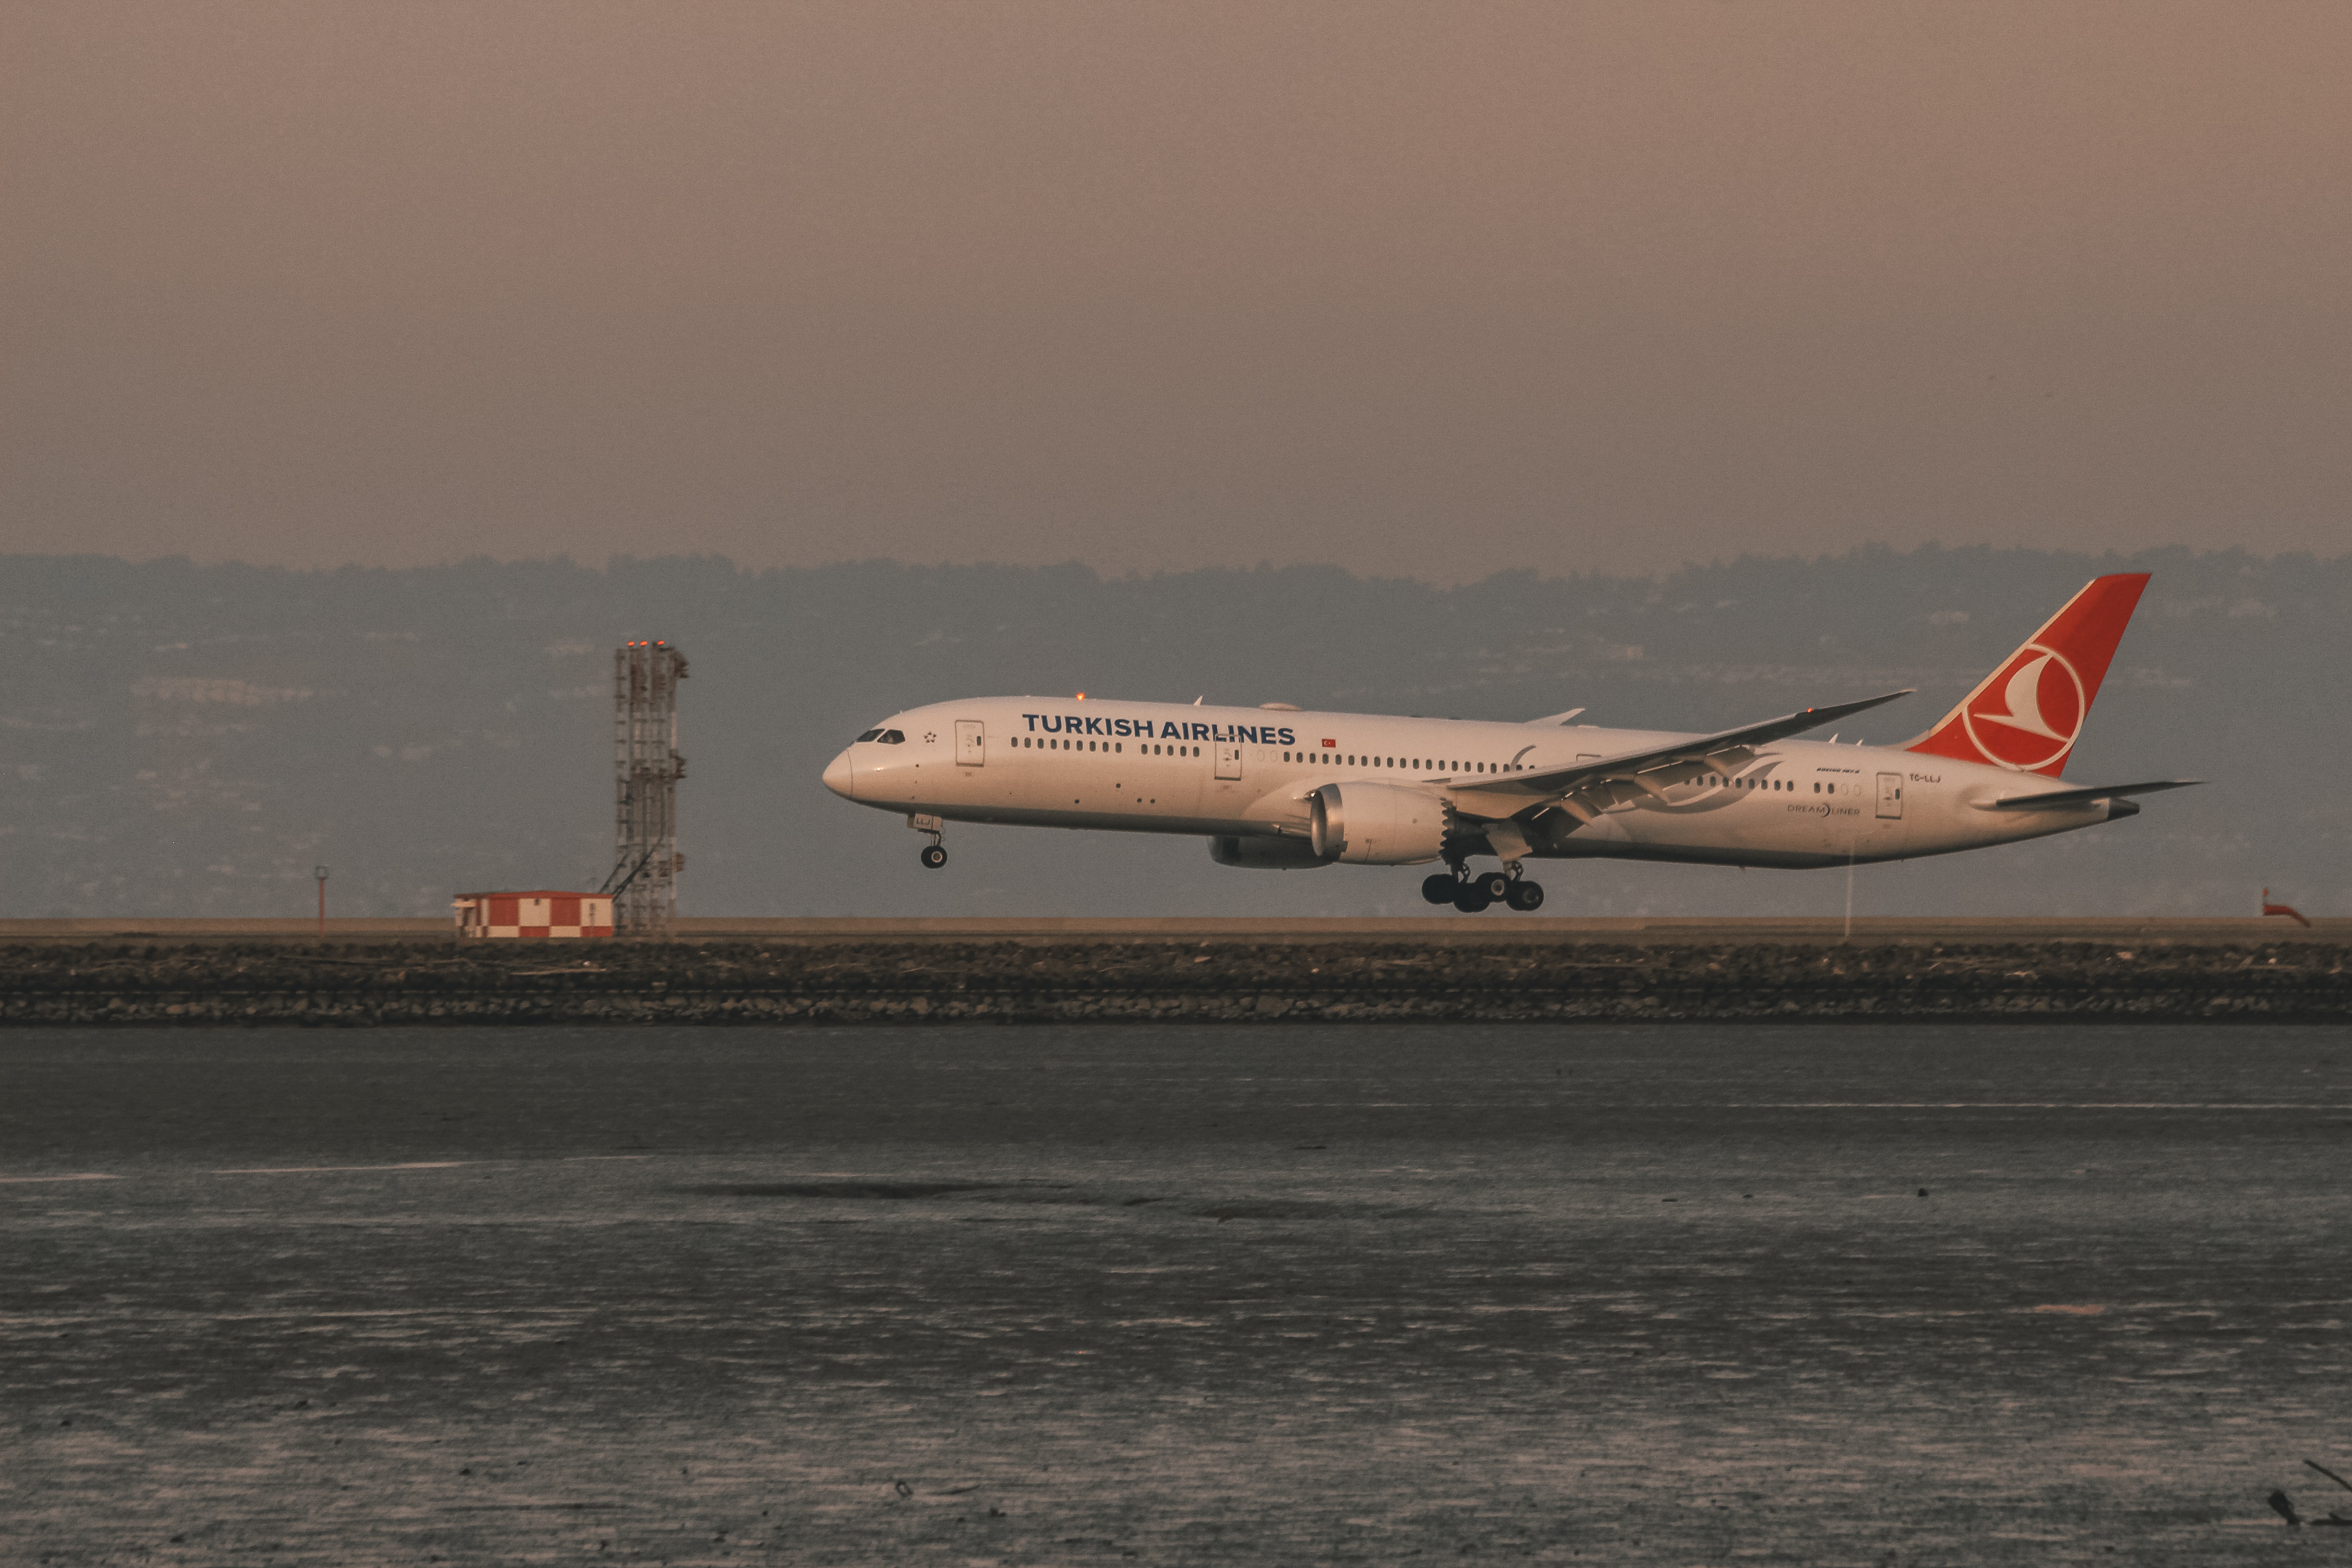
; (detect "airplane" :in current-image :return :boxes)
[821,573,2197,911]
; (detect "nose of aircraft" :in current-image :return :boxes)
[822,748,857,799]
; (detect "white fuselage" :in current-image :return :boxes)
[822,696,2129,869]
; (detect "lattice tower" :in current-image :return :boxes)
[605,641,688,933]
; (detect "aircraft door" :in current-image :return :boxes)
[956,720,985,766]
[1877,772,1903,818]
[1214,743,1243,780]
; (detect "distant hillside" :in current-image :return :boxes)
[2,547,2341,919]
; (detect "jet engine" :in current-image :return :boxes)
[1208,834,1332,870]
[1308,783,1447,865]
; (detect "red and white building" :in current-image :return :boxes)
[453,892,615,939]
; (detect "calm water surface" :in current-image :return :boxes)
[3,1023,2348,1564]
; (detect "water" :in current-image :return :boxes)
[4,1023,2348,1563]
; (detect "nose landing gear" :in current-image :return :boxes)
[920,843,948,870]
[908,813,947,869]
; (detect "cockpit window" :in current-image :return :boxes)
[856,729,883,743]
[880,730,906,744]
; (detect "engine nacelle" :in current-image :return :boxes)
[1208,834,1333,870]
[1308,783,1447,865]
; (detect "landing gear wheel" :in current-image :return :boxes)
[1473,870,1511,902]
[1421,873,1457,905]
[1452,883,1493,914]
[920,843,948,870]
[1505,879,1545,912]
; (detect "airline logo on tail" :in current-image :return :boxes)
[1908,573,2149,777]
[1963,643,2085,771]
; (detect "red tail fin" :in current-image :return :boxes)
[1906,573,2150,778]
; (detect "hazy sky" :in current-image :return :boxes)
[5,2,2346,581]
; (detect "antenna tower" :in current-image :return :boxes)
[603,641,688,933]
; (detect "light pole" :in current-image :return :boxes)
[315,865,328,938]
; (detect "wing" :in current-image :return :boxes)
[1980,779,2201,810]
[1449,689,1915,819]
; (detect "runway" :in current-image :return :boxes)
[4,914,2346,945]
[4,1023,2347,1563]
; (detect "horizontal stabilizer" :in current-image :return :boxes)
[1982,779,2201,810]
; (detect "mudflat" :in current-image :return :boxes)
[4,1023,2347,1564]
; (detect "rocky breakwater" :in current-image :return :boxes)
[3,936,2348,1024]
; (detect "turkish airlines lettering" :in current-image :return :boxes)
[821,575,2198,912]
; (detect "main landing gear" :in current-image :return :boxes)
[1422,865,1544,913]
